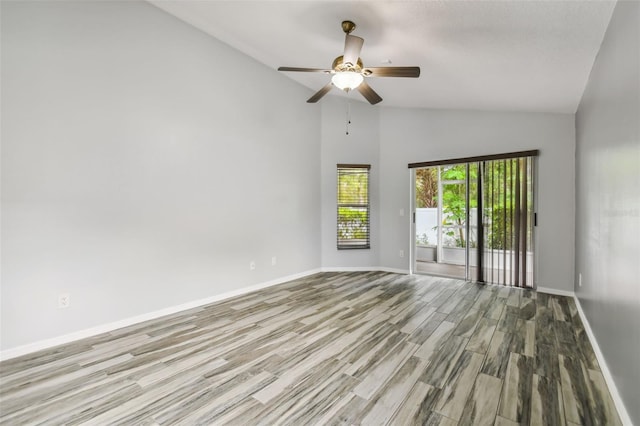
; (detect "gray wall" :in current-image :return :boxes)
[1,1,321,351]
[575,1,640,423]
[377,108,576,292]
[319,102,576,291]
[320,97,380,268]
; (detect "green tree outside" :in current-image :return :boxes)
[416,161,528,250]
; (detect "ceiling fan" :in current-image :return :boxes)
[278,20,420,105]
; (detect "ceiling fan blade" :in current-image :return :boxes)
[307,83,334,103]
[278,67,332,73]
[357,81,383,105]
[364,67,421,78]
[343,35,364,66]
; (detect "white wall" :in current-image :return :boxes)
[320,97,380,268]
[575,1,640,423]
[1,1,321,351]
[377,108,576,290]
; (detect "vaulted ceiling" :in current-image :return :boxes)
[150,1,616,113]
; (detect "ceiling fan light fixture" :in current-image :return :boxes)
[331,71,364,91]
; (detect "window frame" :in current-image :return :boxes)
[336,164,371,250]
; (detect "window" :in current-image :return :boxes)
[337,164,370,249]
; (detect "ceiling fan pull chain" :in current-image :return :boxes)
[346,99,351,135]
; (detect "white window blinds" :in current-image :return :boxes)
[337,164,370,250]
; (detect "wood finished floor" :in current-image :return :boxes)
[0,272,622,425]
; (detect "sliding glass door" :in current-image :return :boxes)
[411,151,536,288]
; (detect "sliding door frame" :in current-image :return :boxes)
[409,150,539,288]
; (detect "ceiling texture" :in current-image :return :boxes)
[149,0,616,113]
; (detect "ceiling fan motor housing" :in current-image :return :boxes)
[332,55,363,72]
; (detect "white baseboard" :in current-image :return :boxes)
[536,286,575,297]
[573,296,633,426]
[0,268,322,362]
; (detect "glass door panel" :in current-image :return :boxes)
[415,163,472,279]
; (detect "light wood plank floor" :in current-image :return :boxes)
[0,272,622,425]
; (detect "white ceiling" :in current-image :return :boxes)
[149,0,616,113]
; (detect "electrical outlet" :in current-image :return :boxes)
[578,273,582,287]
[399,249,404,258]
[271,256,277,266]
[399,209,405,217]
[249,261,256,271]
[58,293,70,309]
